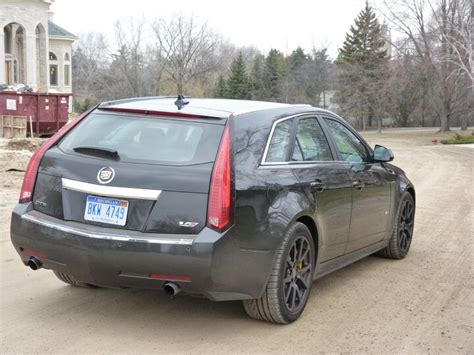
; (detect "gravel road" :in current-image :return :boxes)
[0,130,472,353]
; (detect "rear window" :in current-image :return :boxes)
[59,112,224,166]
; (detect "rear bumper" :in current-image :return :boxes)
[10,204,274,301]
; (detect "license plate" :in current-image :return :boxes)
[84,195,129,226]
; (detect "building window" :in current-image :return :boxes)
[64,64,70,86]
[64,53,70,61]
[4,27,12,53]
[49,51,57,61]
[50,64,58,86]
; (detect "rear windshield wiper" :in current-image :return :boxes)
[73,146,120,160]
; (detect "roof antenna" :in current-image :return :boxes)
[174,95,189,110]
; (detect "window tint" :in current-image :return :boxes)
[59,113,224,166]
[64,64,70,86]
[49,64,58,86]
[324,118,368,163]
[266,119,292,162]
[291,118,332,161]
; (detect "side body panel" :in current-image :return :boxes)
[284,163,353,261]
[233,108,318,253]
[233,108,353,279]
[345,161,395,253]
[317,114,396,253]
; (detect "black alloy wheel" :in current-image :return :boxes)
[243,222,315,324]
[376,192,416,259]
[283,236,313,314]
[398,197,415,253]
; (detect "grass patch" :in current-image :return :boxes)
[441,132,474,145]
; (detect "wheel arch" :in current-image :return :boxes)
[295,214,319,265]
[406,186,416,206]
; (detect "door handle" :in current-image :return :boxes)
[352,180,365,190]
[310,180,326,192]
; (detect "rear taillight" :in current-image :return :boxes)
[19,110,93,203]
[207,123,234,232]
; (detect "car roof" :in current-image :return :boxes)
[99,97,313,118]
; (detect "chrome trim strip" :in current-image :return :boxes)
[62,178,161,201]
[21,213,194,245]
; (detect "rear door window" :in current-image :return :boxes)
[59,112,224,166]
[291,118,333,161]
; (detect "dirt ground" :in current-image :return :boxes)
[0,129,472,354]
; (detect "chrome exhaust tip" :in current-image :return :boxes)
[28,257,43,271]
[163,282,181,296]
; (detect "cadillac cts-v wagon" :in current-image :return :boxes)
[11,97,416,323]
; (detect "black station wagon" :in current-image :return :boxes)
[11,97,416,323]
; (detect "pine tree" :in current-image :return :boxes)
[264,49,286,100]
[213,74,227,98]
[250,54,265,100]
[289,47,307,73]
[226,52,251,99]
[336,2,389,129]
[306,48,331,107]
[338,2,387,64]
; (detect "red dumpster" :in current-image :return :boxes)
[0,92,71,137]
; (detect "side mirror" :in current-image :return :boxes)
[373,145,394,162]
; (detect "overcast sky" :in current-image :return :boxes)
[51,0,384,59]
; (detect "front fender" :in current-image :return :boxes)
[386,163,416,235]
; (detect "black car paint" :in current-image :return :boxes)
[11,102,415,301]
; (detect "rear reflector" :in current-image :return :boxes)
[149,274,192,282]
[207,124,234,232]
[19,108,93,203]
[20,247,47,259]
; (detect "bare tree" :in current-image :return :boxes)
[430,0,473,129]
[72,32,109,104]
[110,17,149,98]
[380,0,472,131]
[385,52,424,126]
[430,0,472,83]
[151,14,219,94]
[145,43,166,96]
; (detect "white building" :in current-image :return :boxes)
[0,0,76,93]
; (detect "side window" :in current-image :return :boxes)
[265,119,292,162]
[291,118,332,161]
[324,118,368,163]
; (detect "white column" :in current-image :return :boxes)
[42,27,49,91]
[0,32,5,84]
[25,30,37,89]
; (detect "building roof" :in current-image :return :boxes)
[99,97,312,118]
[48,20,77,40]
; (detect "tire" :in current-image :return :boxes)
[243,222,315,324]
[53,271,94,288]
[376,192,415,259]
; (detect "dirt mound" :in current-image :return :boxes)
[6,138,46,152]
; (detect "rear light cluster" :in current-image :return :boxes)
[207,123,235,232]
[19,111,91,203]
